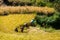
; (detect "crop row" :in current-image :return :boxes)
[0,6,55,15]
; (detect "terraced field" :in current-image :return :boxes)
[0,6,59,40]
[0,6,55,15]
[0,14,36,32]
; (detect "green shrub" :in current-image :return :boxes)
[37,1,46,7]
[35,11,60,29]
[40,0,60,10]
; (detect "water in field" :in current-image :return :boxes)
[0,14,36,32]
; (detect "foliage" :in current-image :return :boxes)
[45,0,60,12]
[2,0,60,10]
[35,11,60,29]
[37,1,46,7]
[54,0,60,12]
[3,0,46,6]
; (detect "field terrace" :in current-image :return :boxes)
[0,6,55,15]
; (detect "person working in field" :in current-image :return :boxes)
[20,19,36,32]
[15,19,36,32]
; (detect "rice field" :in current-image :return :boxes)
[0,6,59,40]
[0,13,36,32]
[0,29,60,40]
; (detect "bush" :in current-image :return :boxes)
[37,1,46,7]
[47,0,60,12]
[35,11,60,29]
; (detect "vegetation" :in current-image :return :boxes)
[0,30,60,40]
[35,11,60,29]
[0,0,60,40]
[1,0,54,6]
[0,14,36,32]
[0,6,55,15]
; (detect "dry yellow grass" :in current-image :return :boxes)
[0,6,55,15]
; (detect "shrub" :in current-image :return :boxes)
[46,0,60,12]
[35,11,60,29]
[37,1,46,7]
